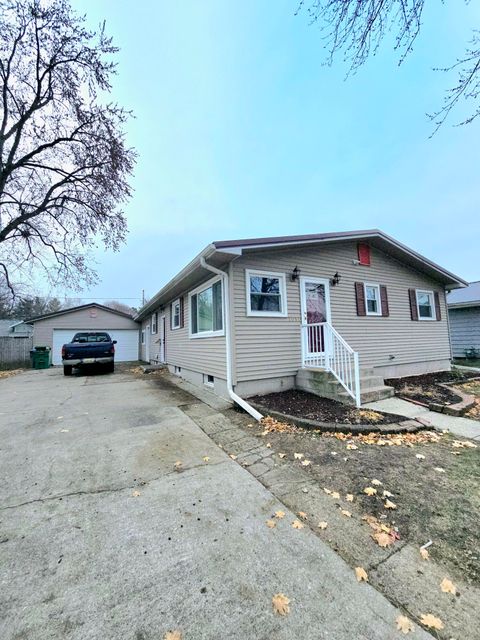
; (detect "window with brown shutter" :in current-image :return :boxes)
[380,285,389,317]
[408,289,418,320]
[355,282,366,316]
[434,292,442,321]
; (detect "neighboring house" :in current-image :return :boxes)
[447,281,480,359]
[0,319,33,337]
[26,303,140,365]
[135,229,465,409]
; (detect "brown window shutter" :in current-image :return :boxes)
[355,282,366,316]
[434,292,442,321]
[180,296,184,328]
[408,289,418,320]
[380,285,389,317]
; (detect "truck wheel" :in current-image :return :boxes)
[105,362,115,373]
[63,365,72,376]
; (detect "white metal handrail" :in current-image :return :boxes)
[301,321,360,407]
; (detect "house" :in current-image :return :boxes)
[0,319,33,337]
[447,281,480,359]
[26,303,140,365]
[135,229,466,412]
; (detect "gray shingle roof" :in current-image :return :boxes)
[447,281,480,306]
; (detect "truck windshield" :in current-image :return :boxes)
[72,333,111,343]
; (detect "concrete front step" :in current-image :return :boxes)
[296,367,394,406]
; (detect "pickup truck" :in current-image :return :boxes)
[61,332,117,376]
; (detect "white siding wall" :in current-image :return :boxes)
[448,307,480,358]
[232,242,450,382]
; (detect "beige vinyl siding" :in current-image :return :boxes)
[32,307,139,350]
[146,280,227,379]
[232,242,450,382]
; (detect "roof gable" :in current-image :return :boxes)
[26,303,137,323]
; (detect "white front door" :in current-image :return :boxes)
[160,315,166,363]
[300,277,331,363]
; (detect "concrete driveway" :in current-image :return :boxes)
[0,367,432,640]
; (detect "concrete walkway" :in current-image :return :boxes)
[0,367,432,640]
[365,396,480,440]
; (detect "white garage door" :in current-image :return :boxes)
[52,329,139,365]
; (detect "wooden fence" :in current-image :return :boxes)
[0,336,33,369]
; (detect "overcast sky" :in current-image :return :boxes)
[63,1,480,307]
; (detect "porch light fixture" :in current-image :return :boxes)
[291,266,300,281]
[330,272,341,287]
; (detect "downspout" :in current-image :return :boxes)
[200,257,263,421]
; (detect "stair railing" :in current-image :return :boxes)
[301,321,361,407]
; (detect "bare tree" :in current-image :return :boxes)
[297,1,480,132]
[0,0,135,301]
[103,299,136,316]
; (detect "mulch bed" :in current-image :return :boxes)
[385,370,480,406]
[248,389,406,425]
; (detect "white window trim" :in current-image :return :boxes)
[151,312,158,334]
[245,269,288,318]
[416,289,436,321]
[171,298,181,330]
[188,275,225,339]
[203,373,214,387]
[364,282,382,316]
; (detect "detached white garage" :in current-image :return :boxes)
[26,303,140,366]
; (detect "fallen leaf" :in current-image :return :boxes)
[396,615,414,634]
[272,593,290,616]
[266,519,276,529]
[416,454,426,460]
[331,491,341,499]
[266,443,272,448]
[229,454,237,460]
[274,510,285,519]
[434,467,445,473]
[440,577,456,594]
[132,490,141,497]
[355,567,368,582]
[298,511,308,520]
[294,452,304,460]
[278,453,286,459]
[420,614,444,630]
[346,444,358,450]
[291,520,304,529]
[384,499,397,510]
[383,490,394,498]
[372,531,394,547]
[164,631,182,640]
[301,459,312,466]
[363,487,377,496]
[323,488,332,495]
[202,456,210,462]
[340,509,352,517]
[371,479,382,486]
[318,521,328,529]
[420,547,430,560]
[174,461,182,469]
[346,494,354,502]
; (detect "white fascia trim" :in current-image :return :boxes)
[364,282,382,316]
[245,268,288,318]
[416,289,436,321]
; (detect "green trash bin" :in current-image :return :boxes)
[31,346,51,369]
